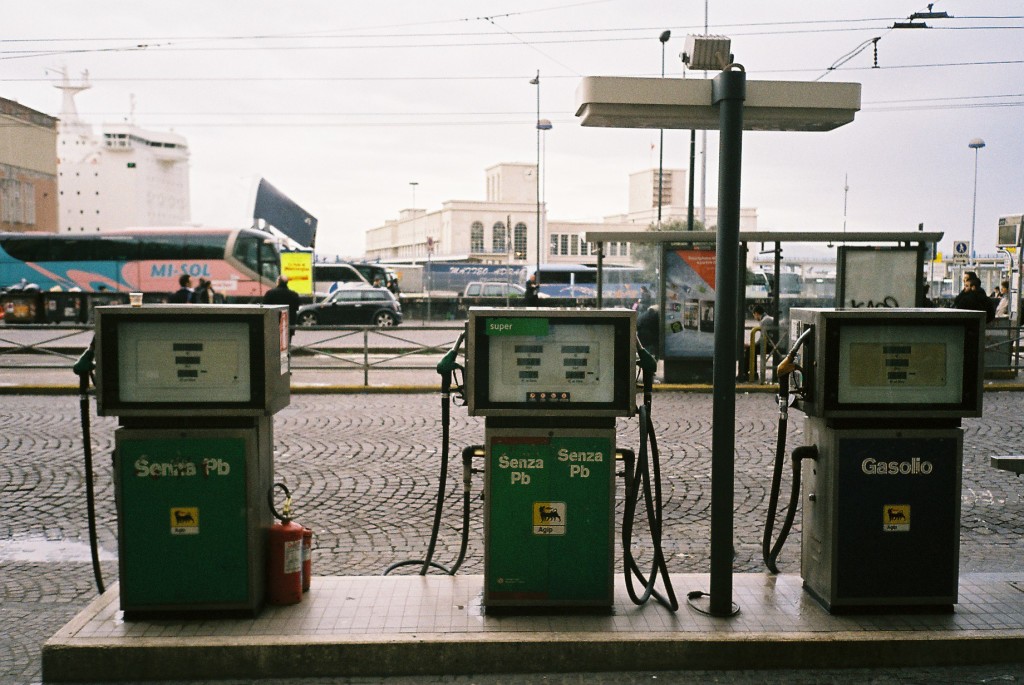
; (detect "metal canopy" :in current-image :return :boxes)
[584,231,943,245]
[575,77,861,132]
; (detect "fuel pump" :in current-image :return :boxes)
[465,307,676,612]
[762,308,984,612]
[93,304,291,617]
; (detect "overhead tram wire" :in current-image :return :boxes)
[0,16,915,46]
[2,13,977,61]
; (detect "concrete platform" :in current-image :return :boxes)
[42,572,1024,682]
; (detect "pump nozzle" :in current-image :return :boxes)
[776,325,814,379]
[73,346,95,378]
[436,332,466,376]
[637,345,657,378]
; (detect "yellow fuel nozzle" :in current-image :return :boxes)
[777,355,798,377]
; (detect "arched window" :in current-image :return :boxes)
[513,223,528,260]
[470,221,484,253]
[492,222,506,253]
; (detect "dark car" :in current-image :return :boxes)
[297,284,403,327]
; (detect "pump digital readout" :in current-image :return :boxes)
[849,342,946,387]
[117,321,251,403]
[486,322,616,405]
[836,323,964,406]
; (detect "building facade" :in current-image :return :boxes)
[0,97,58,233]
[364,164,758,267]
[54,71,191,233]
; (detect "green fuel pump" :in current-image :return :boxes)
[466,307,675,612]
[92,304,291,617]
[763,308,985,613]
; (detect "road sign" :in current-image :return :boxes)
[953,241,969,264]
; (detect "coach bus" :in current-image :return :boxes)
[528,263,649,300]
[0,227,281,300]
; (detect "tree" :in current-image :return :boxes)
[631,218,708,283]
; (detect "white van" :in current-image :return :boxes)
[313,263,368,297]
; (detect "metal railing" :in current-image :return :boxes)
[3,321,1022,387]
[985,323,1023,377]
[288,325,464,386]
[0,323,466,387]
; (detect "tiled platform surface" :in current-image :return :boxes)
[43,572,1024,682]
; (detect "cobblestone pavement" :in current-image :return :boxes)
[3,391,1024,684]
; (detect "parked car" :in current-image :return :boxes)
[296,284,402,327]
[462,281,527,298]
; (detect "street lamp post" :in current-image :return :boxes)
[657,30,670,227]
[968,138,986,264]
[529,71,550,287]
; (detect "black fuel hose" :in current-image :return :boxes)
[621,344,678,612]
[383,333,472,576]
[762,326,814,574]
[74,343,105,595]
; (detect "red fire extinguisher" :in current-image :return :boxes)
[267,482,303,606]
[302,526,313,593]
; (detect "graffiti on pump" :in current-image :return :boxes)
[849,296,900,308]
[134,457,232,479]
[149,263,214,278]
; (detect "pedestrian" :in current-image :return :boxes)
[190,277,216,304]
[263,274,302,337]
[995,280,1011,319]
[921,284,936,307]
[953,271,995,323]
[637,304,660,358]
[169,274,192,303]
[524,273,540,306]
[636,285,653,313]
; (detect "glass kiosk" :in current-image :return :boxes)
[466,308,636,611]
[95,305,290,617]
[789,308,984,612]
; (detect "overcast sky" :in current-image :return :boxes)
[3,1,1021,259]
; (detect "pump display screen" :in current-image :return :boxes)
[488,323,615,404]
[467,309,635,416]
[117,321,252,403]
[94,306,294,416]
[838,324,964,405]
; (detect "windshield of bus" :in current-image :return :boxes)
[232,233,280,282]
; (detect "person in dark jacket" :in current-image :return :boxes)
[190,277,215,304]
[168,274,192,303]
[953,271,995,323]
[524,274,540,306]
[263,275,302,336]
[637,304,660,358]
